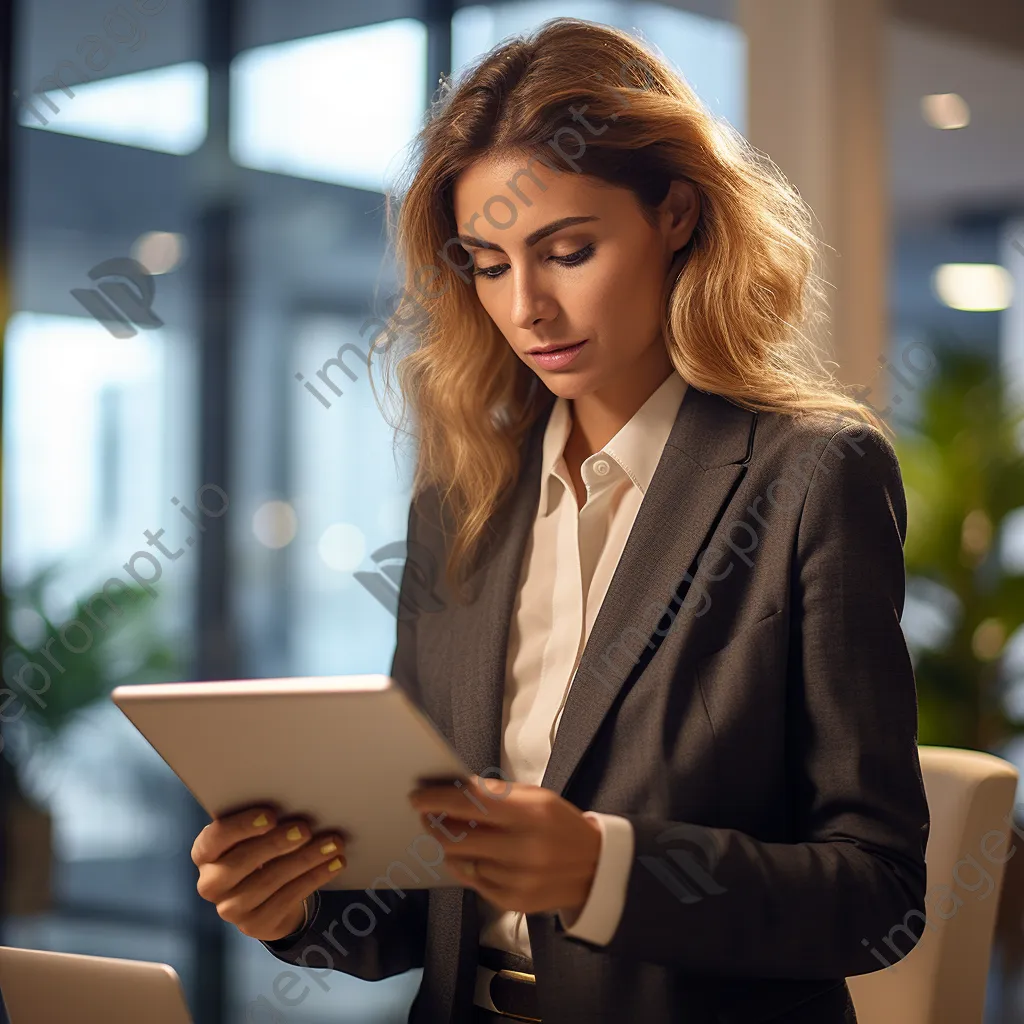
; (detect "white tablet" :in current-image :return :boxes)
[111,675,472,890]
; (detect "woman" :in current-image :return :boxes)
[191,17,929,1024]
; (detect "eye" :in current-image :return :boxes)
[471,243,596,281]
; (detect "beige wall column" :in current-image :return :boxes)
[1000,219,1024,408]
[736,0,888,395]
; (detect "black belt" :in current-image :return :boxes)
[475,945,540,1022]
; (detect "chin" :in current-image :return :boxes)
[535,374,595,401]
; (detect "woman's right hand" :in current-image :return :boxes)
[191,805,348,942]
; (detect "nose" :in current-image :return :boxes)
[507,263,559,331]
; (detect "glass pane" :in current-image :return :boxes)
[287,314,415,679]
[453,2,745,130]
[17,62,208,153]
[225,9,430,1023]
[232,20,427,191]
[3,0,201,1013]
[2,284,197,875]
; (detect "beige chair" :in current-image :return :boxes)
[847,745,1020,1024]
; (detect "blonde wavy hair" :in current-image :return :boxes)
[368,16,884,602]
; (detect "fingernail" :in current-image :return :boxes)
[328,858,344,871]
[252,813,268,828]
[286,826,302,841]
[320,841,337,855]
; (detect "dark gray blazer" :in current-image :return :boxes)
[263,385,930,1024]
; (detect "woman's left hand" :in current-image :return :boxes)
[408,775,602,918]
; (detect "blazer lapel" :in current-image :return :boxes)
[541,386,757,797]
[449,385,757,800]
[449,407,550,780]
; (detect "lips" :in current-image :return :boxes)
[527,340,586,354]
[526,339,588,370]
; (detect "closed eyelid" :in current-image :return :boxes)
[476,247,586,264]
[471,243,595,280]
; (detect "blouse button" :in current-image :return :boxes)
[593,459,610,476]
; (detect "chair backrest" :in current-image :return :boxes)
[847,745,1019,1024]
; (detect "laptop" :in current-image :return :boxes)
[0,946,192,1024]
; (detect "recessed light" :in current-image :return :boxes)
[932,263,1012,311]
[921,93,970,129]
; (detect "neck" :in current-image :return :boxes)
[567,347,675,458]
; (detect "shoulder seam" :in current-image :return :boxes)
[795,424,849,526]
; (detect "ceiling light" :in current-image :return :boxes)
[933,263,1012,312]
[921,93,970,129]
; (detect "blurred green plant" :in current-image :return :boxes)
[1,560,179,784]
[896,341,1024,752]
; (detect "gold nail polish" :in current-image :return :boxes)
[252,813,268,828]
[286,826,302,841]
[320,841,337,855]
[328,858,343,871]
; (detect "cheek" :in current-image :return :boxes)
[584,257,664,343]
[557,260,620,325]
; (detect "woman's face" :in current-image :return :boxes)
[452,150,699,403]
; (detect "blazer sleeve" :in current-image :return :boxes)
[261,491,431,981]
[560,422,931,978]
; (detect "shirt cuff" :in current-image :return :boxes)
[556,812,634,945]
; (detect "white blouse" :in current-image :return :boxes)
[477,369,690,960]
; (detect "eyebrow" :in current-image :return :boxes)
[457,215,600,252]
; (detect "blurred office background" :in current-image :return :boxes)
[0,0,1022,1021]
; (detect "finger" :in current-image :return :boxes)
[235,857,344,940]
[446,858,522,906]
[222,820,342,883]
[410,774,514,807]
[198,822,342,903]
[215,833,347,929]
[420,813,506,838]
[446,856,566,917]
[420,807,519,837]
[423,818,537,863]
[445,853,531,890]
[192,804,280,867]
[468,774,515,800]
[409,776,517,825]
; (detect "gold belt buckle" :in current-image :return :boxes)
[491,968,540,1023]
